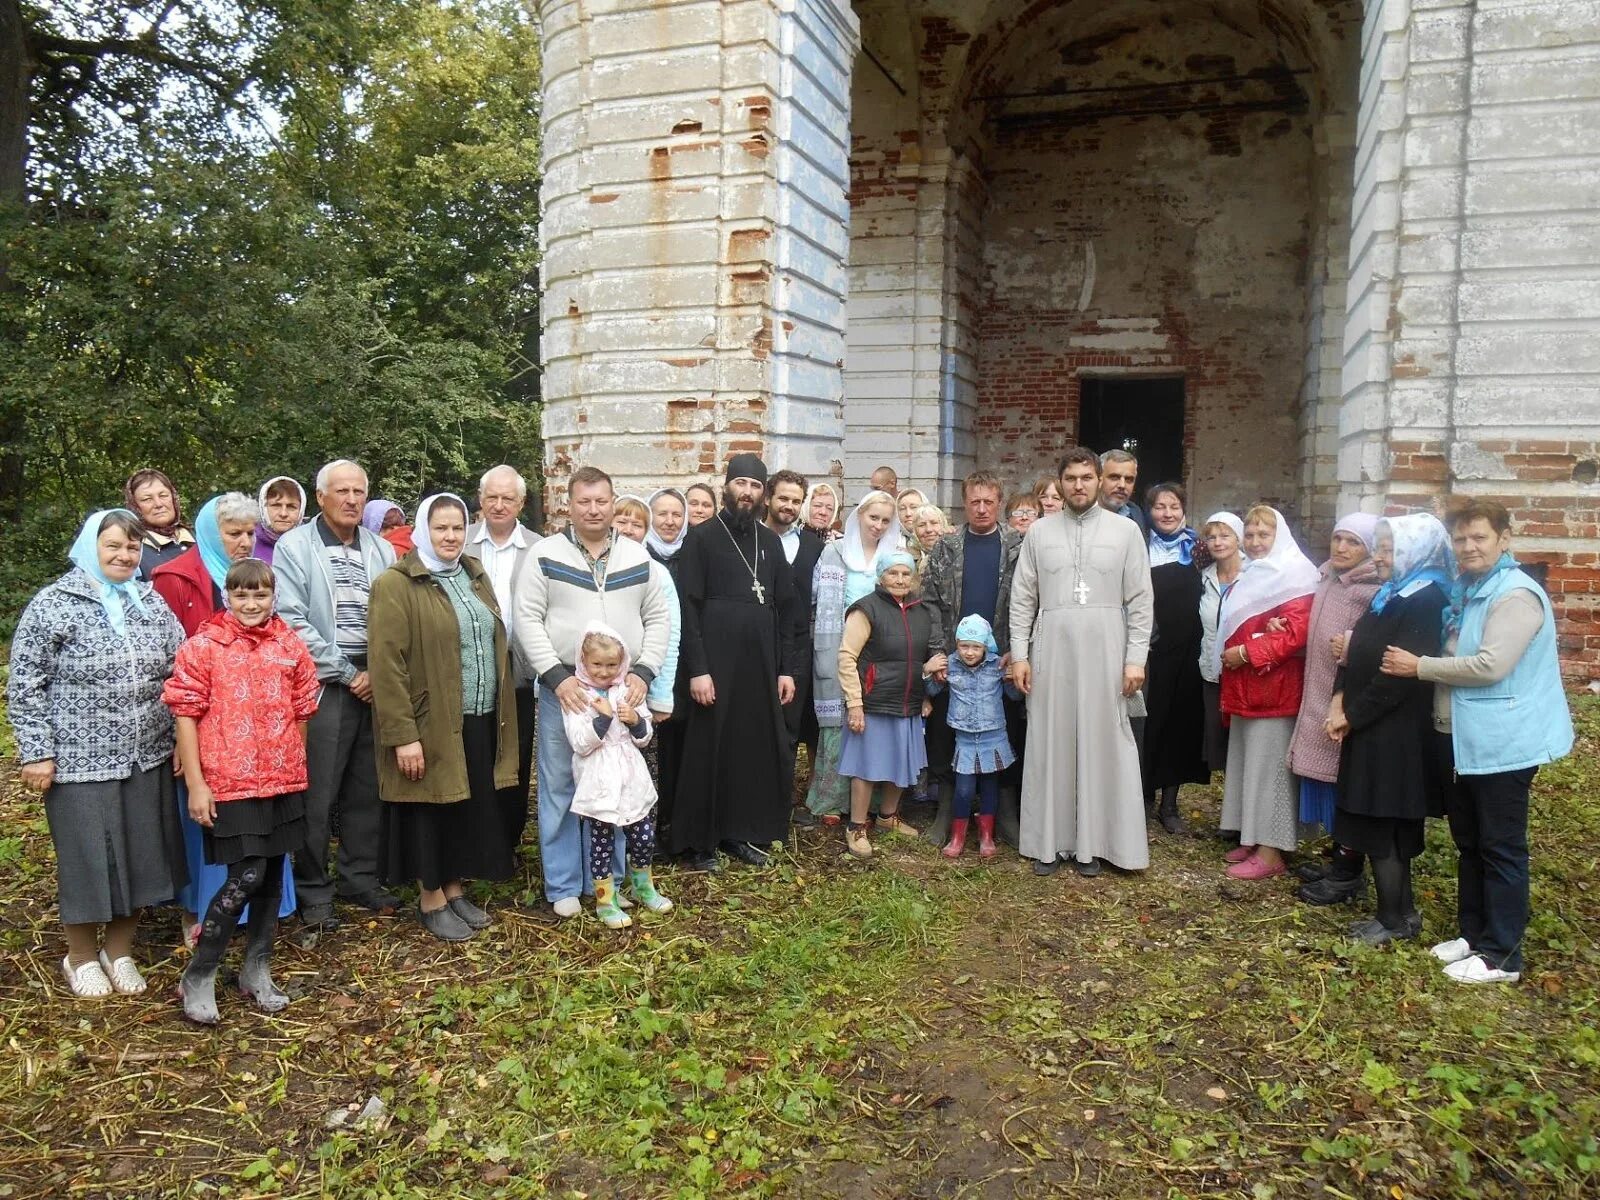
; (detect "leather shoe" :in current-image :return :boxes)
[299,904,342,932]
[1073,858,1102,877]
[419,903,475,942]
[1033,857,1061,876]
[720,841,770,867]
[347,889,402,915]
[680,851,721,873]
[1296,874,1368,906]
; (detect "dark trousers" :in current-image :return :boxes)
[782,668,812,799]
[925,688,954,785]
[296,682,382,912]
[507,684,536,845]
[1440,733,1536,973]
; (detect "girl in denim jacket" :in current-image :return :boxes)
[928,614,1017,859]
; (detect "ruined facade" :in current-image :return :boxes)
[537,0,1600,676]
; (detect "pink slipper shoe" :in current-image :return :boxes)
[1227,853,1286,881]
[1224,844,1256,864]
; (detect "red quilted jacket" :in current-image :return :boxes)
[162,611,320,802]
[151,545,220,637]
[1219,594,1314,720]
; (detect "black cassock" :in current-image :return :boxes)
[670,510,800,853]
[1142,560,1210,791]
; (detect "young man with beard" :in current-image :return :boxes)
[765,469,824,800]
[670,455,802,870]
[1012,447,1153,878]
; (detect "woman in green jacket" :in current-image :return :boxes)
[369,494,520,941]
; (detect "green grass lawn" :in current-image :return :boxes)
[0,701,1596,1198]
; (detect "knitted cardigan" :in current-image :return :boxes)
[1286,558,1380,783]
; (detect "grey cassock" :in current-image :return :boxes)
[1010,505,1154,869]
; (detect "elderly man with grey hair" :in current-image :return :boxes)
[464,463,540,839]
[273,458,398,932]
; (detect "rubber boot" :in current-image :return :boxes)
[996,786,1022,848]
[594,877,632,929]
[1158,788,1183,834]
[238,903,289,1013]
[975,813,997,858]
[920,779,956,847]
[942,818,969,859]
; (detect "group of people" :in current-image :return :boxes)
[8,447,1573,1023]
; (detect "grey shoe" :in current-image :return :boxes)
[1033,857,1061,876]
[419,903,475,942]
[448,896,492,929]
[1073,858,1103,878]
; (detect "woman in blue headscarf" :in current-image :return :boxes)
[1325,513,1452,946]
[152,493,298,942]
[7,510,187,998]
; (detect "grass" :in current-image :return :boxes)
[1,701,1597,1198]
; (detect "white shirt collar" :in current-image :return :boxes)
[472,521,528,549]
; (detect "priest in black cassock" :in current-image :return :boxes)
[670,454,801,870]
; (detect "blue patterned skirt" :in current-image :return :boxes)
[838,714,927,789]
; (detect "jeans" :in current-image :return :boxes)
[535,684,622,902]
[1441,733,1536,973]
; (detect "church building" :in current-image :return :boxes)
[536,0,1600,676]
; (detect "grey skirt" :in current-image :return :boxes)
[46,764,188,925]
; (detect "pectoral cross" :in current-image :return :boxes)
[1073,576,1090,606]
[752,578,766,604]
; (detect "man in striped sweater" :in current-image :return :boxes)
[514,466,671,918]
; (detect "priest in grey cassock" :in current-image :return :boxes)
[669,454,800,872]
[1011,446,1154,877]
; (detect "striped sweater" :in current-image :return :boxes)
[512,529,670,690]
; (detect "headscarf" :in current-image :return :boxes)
[954,613,999,657]
[414,494,468,575]
[725,453,768,488]
[804,481,843,534]
[193,497,234,591]
[68,510,149,636]
[840,491,905,576]
[1371,513,1453,614]
[1148,525,1197,567]
[1203,511,1244,543]
[876,550,916,579]
[573,620,633,692]
[123,469,186,539]
[253,476,306,563]
[362,499,404,535]
[1333,511,1380,556]
[1210,507,1320,677]
[645,488,688,561]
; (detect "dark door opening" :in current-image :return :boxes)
[1077,376,1186,495]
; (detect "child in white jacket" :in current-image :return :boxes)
[564,622,674,928]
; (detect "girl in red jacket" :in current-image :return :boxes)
[163,558,319,1024]
[1213,506,1319,881]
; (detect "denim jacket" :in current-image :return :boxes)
[927,650,1016,734]
[7,569,184,782]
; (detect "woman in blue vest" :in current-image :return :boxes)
[1381,499,1573,985]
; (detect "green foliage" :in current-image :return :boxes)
[1,1,542,628]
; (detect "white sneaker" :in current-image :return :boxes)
[1429,937,1473,965]
[552,897,582,919]
[1444,955,1521,985]
[98,951,147,995]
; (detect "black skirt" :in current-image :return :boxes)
[381,713,518,890]
[1334,810,1426,862]
[205,791,306,865]
[1202,680,1229,773]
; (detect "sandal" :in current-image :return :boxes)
[61,955,113,999]
[98,951,148,995]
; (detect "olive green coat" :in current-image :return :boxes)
[368,553,519,804]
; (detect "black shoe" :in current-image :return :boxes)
[680,851,721,873]
[1073,858,1102,878]
[791,808,819,828]
[1296,874,1368,907]
[1293,861,1329,883]
[345,889,402,915]
[1159,810,1184,835]
[1033,858,1061,876]
[720,840,770,867]
[299,904,342,931]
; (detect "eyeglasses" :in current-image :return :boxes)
[1011,508,1038,519]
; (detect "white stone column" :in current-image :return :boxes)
[538,0,859,510]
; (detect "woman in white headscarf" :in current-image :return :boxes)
[1215,506,1320,881]
[1326,513,1452,944]
[1197,512,1245,774]
[368,494,521,942]
[803,491,905,821]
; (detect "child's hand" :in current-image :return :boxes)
[847,705,865,733]
[617,701,638,726]
[593,695,614,719]
[921,698,933,718]
[925,652,948,680]
[187,782,218,828]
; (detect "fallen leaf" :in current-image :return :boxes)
[481,1164,510,1184]
[1205,1086,1228,1101]
[952,974,972,987]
